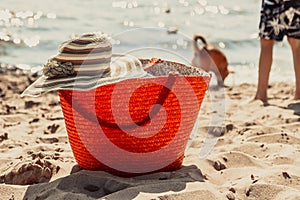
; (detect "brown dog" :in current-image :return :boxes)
[192,34,229,85]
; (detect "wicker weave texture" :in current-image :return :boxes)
[59,61,210,177]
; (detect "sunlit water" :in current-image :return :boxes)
[0,0,296,85]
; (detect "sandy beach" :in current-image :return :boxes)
[0,68,299,200]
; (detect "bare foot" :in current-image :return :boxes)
[254,89,268,101]
[254,93,268,101]
[254,95,269,106]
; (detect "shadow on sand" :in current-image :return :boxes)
[287,102,300,116]
[23,165,206,200]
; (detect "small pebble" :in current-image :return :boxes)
[282,171,291,179]
[213,160,226,171]
[229,187,236,193]
[226,192,235,200]
[226,124,234,132]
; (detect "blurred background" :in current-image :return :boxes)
[0,0,295,84]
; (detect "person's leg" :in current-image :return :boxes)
[287,37,300,100]
[255,38,274,102]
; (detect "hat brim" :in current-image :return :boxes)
[21,73,149,97]
[21,56,210,97]
[21,54,150,97]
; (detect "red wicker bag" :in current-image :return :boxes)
[59,59,210,177]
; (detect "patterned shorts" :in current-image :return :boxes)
[259,0,300,41]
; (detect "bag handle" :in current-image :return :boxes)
[69,73,177,130]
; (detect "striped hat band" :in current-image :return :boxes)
[43,32,112,78]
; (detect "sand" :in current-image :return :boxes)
[0,69,300,200]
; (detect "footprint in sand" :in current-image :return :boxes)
[0,154,59,185]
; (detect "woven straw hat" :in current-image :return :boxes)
[21,32,148,97]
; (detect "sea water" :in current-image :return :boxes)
[0,0,296,85]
